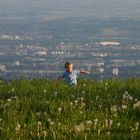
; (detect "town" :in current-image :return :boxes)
[0,17,140,80]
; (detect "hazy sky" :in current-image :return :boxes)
[0,0,140,20]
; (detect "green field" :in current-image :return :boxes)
[0,78,140,140]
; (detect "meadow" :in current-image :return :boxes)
[0,78,140,140]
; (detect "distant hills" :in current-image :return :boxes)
[0,0,140,21]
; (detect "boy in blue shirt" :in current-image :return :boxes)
[59,62,90,85]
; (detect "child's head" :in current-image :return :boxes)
[65,62,73,72]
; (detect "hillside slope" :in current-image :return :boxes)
[0,78,140,139]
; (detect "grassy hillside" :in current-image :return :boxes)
[0,78,140,139]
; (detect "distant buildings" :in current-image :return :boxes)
[95,41,120,46]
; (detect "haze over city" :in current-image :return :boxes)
[0,0,140,80]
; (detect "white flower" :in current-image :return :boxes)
[36,112,41,117]
[128,96,133,101]
[43,89,47,93]
[11,88,15,92]
[71,95,75,98]
[122,104,127,110]
[98,129,101,135]
[82,90,85,94]
[80,97,84,101]
[109,119,113,127]
[105,119,109,127]
[54,91,58,96]
[111,105,117,113]
[107,131,111,135]
[134,98,138,102]
[50,121,54,126]
[74,123,85,133]
[37,121,42,126]
[47,118,51,122]
[123,94,127,99]
[86,120,92,125]
[70,102,73,106]
[58,107,62,112]
[96,96,99,101]
[117,122,121,127]
[94,118,98,126]
[15,122,21,133]
[133,101,140,109]
[7,98,12,102]
[79,111,83,114]
[81,103,85,108]
[105,82,108,86]
[74,100,78,105]
[42,131,47,137]
[124,91,128,95]
[58,122,61,126]
[83,84,86,87]
[13,96,17,99]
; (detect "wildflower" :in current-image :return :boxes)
[7,98,12,102]
[134,122,139,131]
[134,98,138,102]
[133,101,140,109]
[70,102,73,106]
[71,95,75,98]
[11,88,15,92]
[58,107,62,112]
[98,129,101,135]
[123,94,127,100]
[37,121,42,126]
[129,96,133,101]
[81,103,85,108]
[54,91,58,97]
[122,104,127,110]
[107,131,111,135]
[117,122,121,127]
[109,119,113,127]
[111,105,117,113]
[94,118,98,126]
[80,97,84,101]
[47,118,51,122]
[46,101,49,104]
[74,125,81,133]
[86,120,92,125]
[42,131,47,137]
[96,96,99,101]
[82,90,85,94]
[79,111,83,114]
[0,118,2,122]
[58,122,61,126]
[105,82,108,86]
[83,83,86,87]
[13,96,17,99]
[43,89,47,93]
[124,91,128,95]
[105,119,109,127]
[74,123,85,133]
[15,122,21,133]
[74,100,78,105]
[36,112,41,117]
[50,121,54,126]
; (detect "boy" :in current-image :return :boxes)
[59,61,90,85]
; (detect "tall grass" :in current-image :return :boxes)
[0,78,140,139]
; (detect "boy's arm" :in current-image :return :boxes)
[80,70,91,74]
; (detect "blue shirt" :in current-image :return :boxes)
[61,70,80,85]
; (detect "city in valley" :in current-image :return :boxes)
[0,18,140,80]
